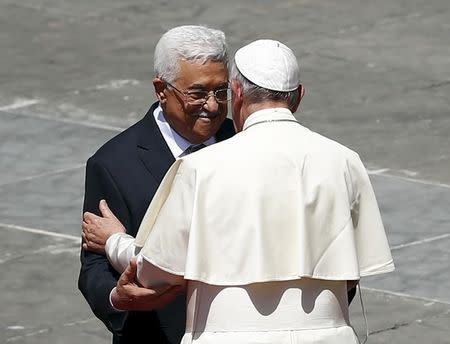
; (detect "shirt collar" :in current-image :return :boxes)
[243,107,296,131]
[153,105,216,158]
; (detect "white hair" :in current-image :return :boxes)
[230,60,299,109]
[154,25,228,83]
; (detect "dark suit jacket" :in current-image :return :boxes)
[78,102,235,344]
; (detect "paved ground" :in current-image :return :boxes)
[0,0,449,343]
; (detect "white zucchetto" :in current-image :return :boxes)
[234,39,301,92]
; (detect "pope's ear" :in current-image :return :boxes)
[153,78,167,104]
[299,84,305,99]
[231,80,243,102]
[291,84,305,113]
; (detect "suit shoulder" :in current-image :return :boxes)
[88,118,144,166]
[216,118,235,141]
[222,118,235,133]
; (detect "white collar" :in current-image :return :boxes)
[153,105,216,157]
[243,107,296,131]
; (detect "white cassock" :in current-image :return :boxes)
[106,107,395,344]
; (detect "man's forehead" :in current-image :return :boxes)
[176,59,229,87]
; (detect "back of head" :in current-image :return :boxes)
[154,25,228,83]
[231,39,301,108]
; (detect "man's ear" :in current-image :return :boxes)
[153,78,167,104]
[291,84,305,113]
[231,79,243,108]
[231,80,245,132]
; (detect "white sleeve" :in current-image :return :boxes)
[349,153,395,276]
[108,287,125,312]
[136,254,185,288]
[105,232,137,273]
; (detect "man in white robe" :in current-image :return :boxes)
[83,39,394,343]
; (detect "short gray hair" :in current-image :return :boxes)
[154,25,228,83]
[230,60,299,109]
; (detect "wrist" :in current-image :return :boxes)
[109,287,125,312]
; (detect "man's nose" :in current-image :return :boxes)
[203,93,220,113]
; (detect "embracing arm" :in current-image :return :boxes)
[82,215,186,313]
[110,258,185,312]
[82,203,186,305]
[78,157,131,334]
[82,199,133,274]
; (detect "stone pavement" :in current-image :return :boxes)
[0,0,449,343]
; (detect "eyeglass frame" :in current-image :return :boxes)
[163,80,231,106]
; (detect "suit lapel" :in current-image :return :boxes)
[137,103,176,184]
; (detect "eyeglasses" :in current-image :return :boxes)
[164,81,231,106]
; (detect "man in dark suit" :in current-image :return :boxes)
[78,25,235,344]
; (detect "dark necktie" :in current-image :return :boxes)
[181,143,206,156]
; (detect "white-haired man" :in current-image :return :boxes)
[78,25,235,344]
[83,39,394,343]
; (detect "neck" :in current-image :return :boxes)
[242,100,290,122]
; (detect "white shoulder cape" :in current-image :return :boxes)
[135,118,394,285]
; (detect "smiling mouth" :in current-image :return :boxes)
[196,112,220,119]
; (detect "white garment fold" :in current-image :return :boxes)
[180,279,359,344]
[130,108,394,285]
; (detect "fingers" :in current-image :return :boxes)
[99,199,117,220]
[113,271,186,311]
[82,232,103,250]
[129,257,137,271]
[99,200,125,233]
[82,220,107,254]
[114,284,183,311]
[118,258,138,286]
[82,241,105,254]
[145,285,186,310]
[152,284,175,295]
[82,221,100,241]
[82,223,103,244]
[83,211,101,224]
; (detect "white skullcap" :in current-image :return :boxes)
[234,39,300,92]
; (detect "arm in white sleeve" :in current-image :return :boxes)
[105,231,185,312]
[349,153,395,276]
[105,232,137,273]
[136,254,185,288]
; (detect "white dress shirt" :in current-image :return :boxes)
[153,105,216,158]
